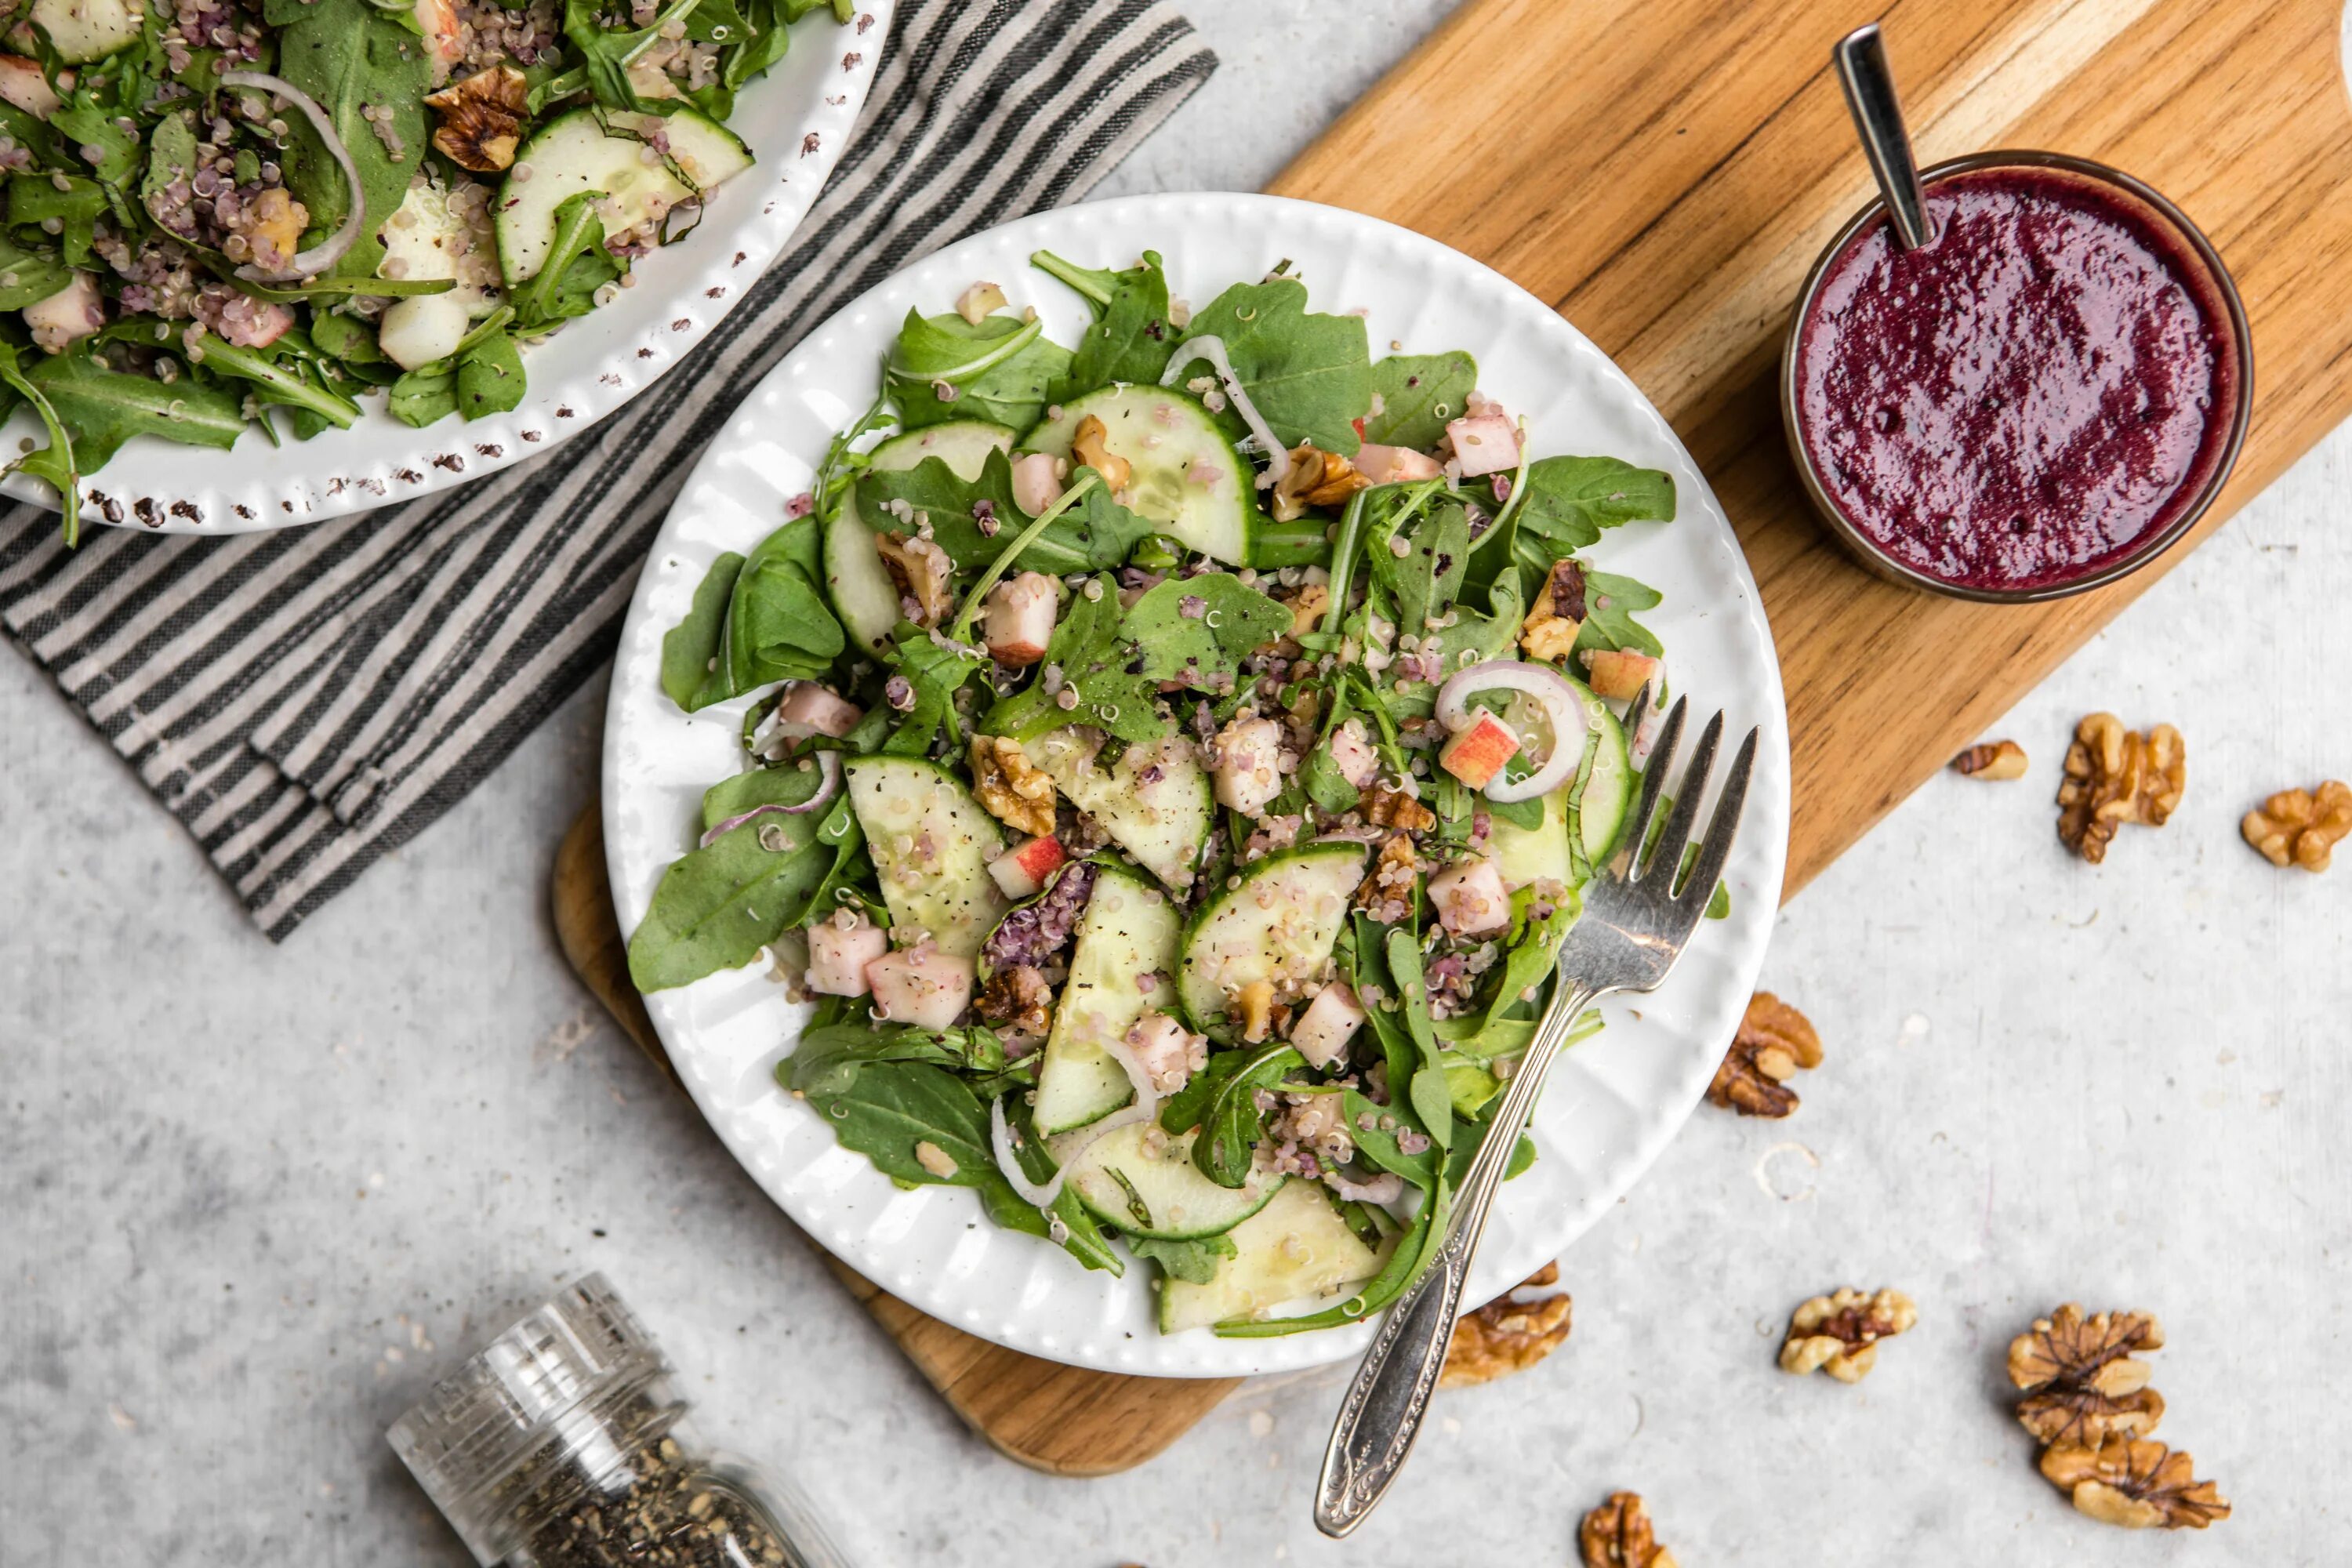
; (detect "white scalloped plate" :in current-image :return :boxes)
[6,2,888,534]
[604,194,1791,1377]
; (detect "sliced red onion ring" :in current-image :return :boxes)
[990,1095,1152,1208]
[696,752,841,846]
[1161,333,1290,488]
[220,71,366,282]
[1434,657,1590,804]
[1325,1169,1403,1206]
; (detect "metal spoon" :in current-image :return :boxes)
[1834,24,1936,249]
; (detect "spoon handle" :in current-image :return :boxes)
[1835,24,1936,249]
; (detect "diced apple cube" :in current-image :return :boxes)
[806,912,888,996]
[1582,648,1662,703]
[1330,719,1380,789]
[865,943,975,1030]
[1212,716,1285,815]
[1445,412,1521,477]
[776,681,863,738]
[987,833,1065,900]
[983,571,1057,667]
[1290,982,1365,1069]
[1438,710,1521,790]
[0,55,61,118]
[1125,1011,1207,1094]
[24,271,103,353]
[1352,442,1445,486]
[1011,451,1067,517]
[1429,857,1512,938]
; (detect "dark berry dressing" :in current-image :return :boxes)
[1793,165,2240,591]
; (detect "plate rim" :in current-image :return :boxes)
[602,190,1792,1377]
[10,1,891,537]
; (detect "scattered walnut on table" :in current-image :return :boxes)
[2006,1304,2167,1446]
[968,735,1058,838]
[2056,713,2184,862]
[2241,779,2352,871]
[1577,1490,1679,1568]
[1951,739,2028,780]
[1778,1287,1916,1382]
[1706,991,1822,1119]
[2039,1434,2230,1530]
[1270,444,1370,522]
[1439,1262,1572,1388]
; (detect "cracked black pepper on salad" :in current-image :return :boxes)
[0,0,852,542]
[629,248,1722,1336]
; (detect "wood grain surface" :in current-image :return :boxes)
[561,0,2352,1474]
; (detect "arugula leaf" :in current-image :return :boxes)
[982,574,1168,746]
[1339,1088,1439,1188]
[782,1022,1007,1098]
[720,514,844,690]
[880,619,985,755]
[0,232,74,311]
[1033,248,1176,396]
[6,175,103,270]
[856,448,1151,575]
[1473,892,1576,1036]
[512,192,622,328]
[456,331,527,419]
[700,760,832,829]
[1513,456,1676,553]
[626,793,859,990]
[887,308,1070,431]
[385,365,458,428]
[23,348,245,467]
[1385,929,1453,1151]
[1381,499,1468,641]
[0,347,81,544]
[1122,572,1289,690]
[1191,1043,1303,1188]
[269,0,434,279]
[563,0,706,111]
[1365,351,1475,452]
[307,308,388,371]
[193,333,363,431]
[50,93,140,187]
[1129,1232,1236,1286]
[1575,568,1665,659]
[1180,277,1371,455]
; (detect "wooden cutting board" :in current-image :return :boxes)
[556,0,2352,1472]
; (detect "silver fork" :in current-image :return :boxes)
[1314,691,1759,1539]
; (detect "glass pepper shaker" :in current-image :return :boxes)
[388,1272,849,1568]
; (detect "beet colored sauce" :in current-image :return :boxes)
[1794,166,2237,590]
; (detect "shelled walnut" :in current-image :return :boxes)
[426,66,527,171]
[1361,783,1436,833]
[1271,444,1370,522]
[1778,1287,1915,1381]
[1440,1262,1572,1388]
[2056,713,2184,862]
[1577,1491,1678,1568]
[1951,739,2027,779]
[968,735,1057,837]
[874,531,953,626]
[2039,1435,2230,1530]
[1706,992,1821,1118]
[2006,1305,2166,1446]
[2241,780,2351,871]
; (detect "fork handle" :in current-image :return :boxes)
[1313,981,1601,1537]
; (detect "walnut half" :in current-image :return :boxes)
[1271,444,1370,522]
[2007,1304,2166,1446]
[2040,1434,2230,1530]
[426,66,528,172]
[1578,1491,1678,1568]
[968,735,1057,839]
[1707,991,1821,1118]
[2242,779,2351,871]
[2057,713,2184,862]
[1779,1287,1915,1382]
[1440,1261,1571,1388]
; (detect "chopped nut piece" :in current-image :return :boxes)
[1235,979,1276,1043]
[1360,783,1436,833]
[1952,739,2028,780]
[1519,557,1588,662]
[1577,1490,1679,1568]
[426,65,527,171]
[1440,1261,1571,1388]
[2007,1304,2166,1446]
[1280,581,1330,643]
[1270,443,1372,522]
[2242,779,2352,871]
[2057,713,2184,862]
[976,962,1052,1036]
[954,280,1007,325]
[1355,832,1418,918]
[1778,1287,1915,1381]
[1070,414,1132,492]
[968,735,1058,838]
[2040,1435,2230,1530]
[874,530,953,626]
[913,1139,959,1180]
[1706,991,1822,1118]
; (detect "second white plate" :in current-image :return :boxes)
[603,192,1791,1377]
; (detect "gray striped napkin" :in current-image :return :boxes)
[0,0,1214,940]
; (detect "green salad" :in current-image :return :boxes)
[0,0,852,541]
[630,246,1710,1336]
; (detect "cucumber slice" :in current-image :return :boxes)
[496,109,693,285]
[825,421,1016,655]
[1158,1180,1385,1333]
[1032,862,1183,1134]
[1177,844,1366,1041]
[1022,731,1212,894]
[33,0,140,61]
[1480,674,1635,887]
[609,107,753,191]
[842,757,1009,959]
[1054,1122,1281,1240]
[1489,789,1570,891]
[1022,384,1251,563]
[377,181,505,319]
